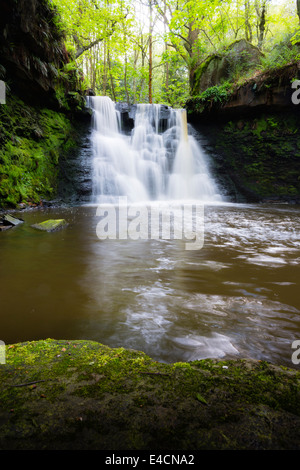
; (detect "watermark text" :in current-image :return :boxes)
[292,340,300,365]
[0,81,6,104]
[0,341,5,364]
[95,197,204,250]
[291,80,300,105]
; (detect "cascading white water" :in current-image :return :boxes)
[88,96,222,204]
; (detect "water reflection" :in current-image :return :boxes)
[0,203,299,367]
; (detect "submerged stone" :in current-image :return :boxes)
[31,219,68,232]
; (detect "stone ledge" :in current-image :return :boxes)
[0,339,299,450]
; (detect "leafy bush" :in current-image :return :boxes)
[261,35,300,70]
[198,81,232,103]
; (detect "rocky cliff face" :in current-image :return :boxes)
[219,62,299,117]
[0,0,90,208]
[187,62,300,203]
[0,0,69,107]
[187,61,300,119]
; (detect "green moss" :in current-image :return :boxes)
[0,339,300,450]
[31,218,68,231]
[0,94,77,208]
[204,112,300,200]
[192,54,221,95]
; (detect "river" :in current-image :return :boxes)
[1,201,299,367]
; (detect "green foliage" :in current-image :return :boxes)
[53,59,87,111]
[291,26,300,46]
[190,81,232,112]
[45,0,300,105]
[198,81,232,103]
[261,35,300,70]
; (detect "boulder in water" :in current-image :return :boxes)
[0,214,24,231]
[31,219,68,232]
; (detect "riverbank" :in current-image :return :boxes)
[0,339,299,450]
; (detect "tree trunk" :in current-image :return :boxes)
[149,0,153,104]
[124,54,130,104]
[133,47,139,103]
[186,22,201,93]
[256,0,267,50]
[164,0,169,100]
[107,50,116,101]
[103,40,107,95]
[244,0,253,43]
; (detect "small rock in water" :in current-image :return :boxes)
[0,214,24,230]
[0,224,12,232]
[31,219,68,232]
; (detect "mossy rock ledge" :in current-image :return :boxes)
[1,339,300,450]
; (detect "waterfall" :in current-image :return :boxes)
[88,96,222,204]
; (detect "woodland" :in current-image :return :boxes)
[50,0,300,107]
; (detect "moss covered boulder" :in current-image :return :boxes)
[192,39,263,95]
[0,339,300,450]
[31,219,68,232]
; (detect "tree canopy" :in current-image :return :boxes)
[50,0,300,106]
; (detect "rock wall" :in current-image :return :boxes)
[187,62,300,203]
[0,0,90,208]
[0,0,69,107]
[188,61,300,119]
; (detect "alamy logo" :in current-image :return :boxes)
[291,80,300,105]
[0,341,5,364]
[292,340,300,365]
[95,197,204,250]
[0,81,6,104]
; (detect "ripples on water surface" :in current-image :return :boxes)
[0,202,299,367]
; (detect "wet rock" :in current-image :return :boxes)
[16,203,27,210]
[31,219,68,232]
[0,224,12,232]
[86,88,95,96]
[2,214,24,225]
[0,0,67,107]
[0,214,24,230]
[115,102,171,132]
